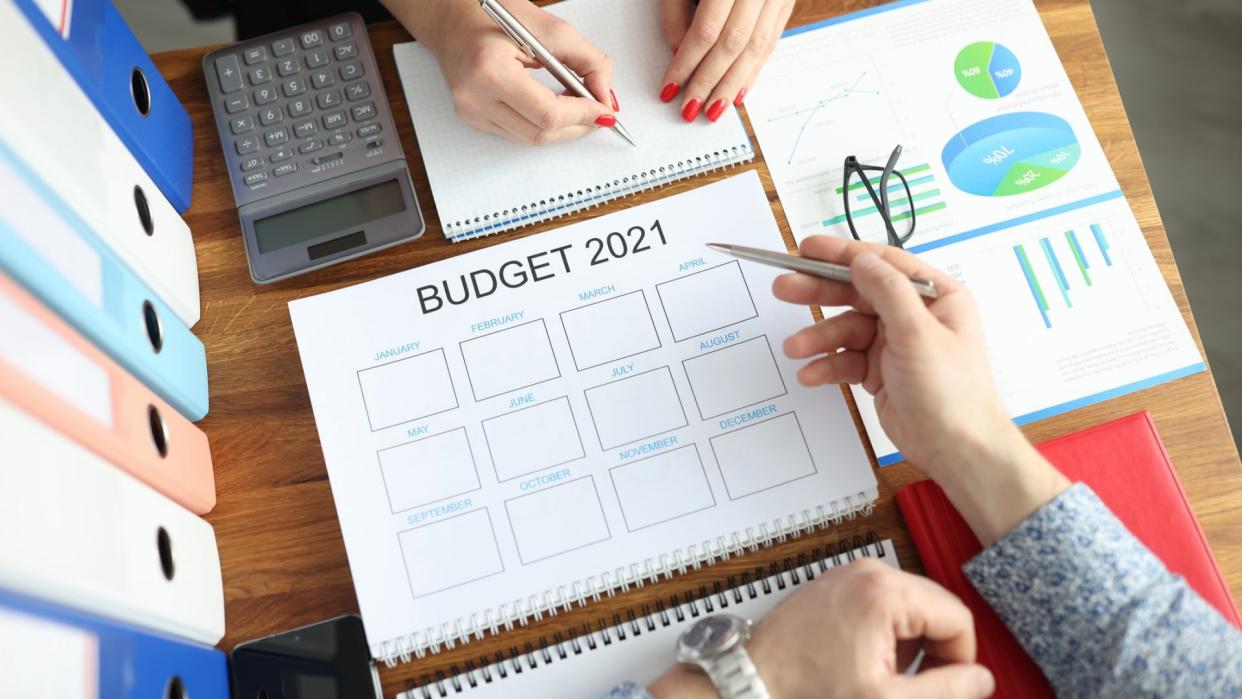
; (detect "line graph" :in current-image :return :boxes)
[767,73,880,164]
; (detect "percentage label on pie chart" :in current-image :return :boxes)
[955,41,1021,99]
[942,112,1081,196]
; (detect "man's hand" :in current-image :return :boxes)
[389,0,618,145]
[648,559,995,698]
[658,0,795,122]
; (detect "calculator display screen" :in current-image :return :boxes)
[253,179,405,253]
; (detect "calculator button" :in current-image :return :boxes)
[328,22,352,40]
[322,110,347,129]
[229,115,255,133]
[356,123,382,138]
[259,106,284,125]
[300,29,324,48]
[310,69,336,89]
[249,64,273,84]
[276,57,301,76]
[213,54,244,93]
[313,151,345,165]
[327,132,352,146]
[282,77,307,97]
[239,156,264,172]
[243,46,268,65]
[288,97,314,117]
[272,38,296,56]
[294,119,319,138]
[305,48,330,69]
[366,138,383,150]
[244,171,268,186]
[235,135,260,154]
[339,62,364,81]
[333,42,358,61]
[274,162,299,177]
[270,147,295,163]
[316,89,342,109]
[351,102,376,121]
[254,86,279,105]
[264,127,290,147]
[345,81,371,102]
[299,139,324,154]
[224,93,251,113]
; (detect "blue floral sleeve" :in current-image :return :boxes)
[965,482,1242,697]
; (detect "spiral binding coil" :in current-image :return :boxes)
[401,532,886,698]
[376,491,875,666]
[444,144,756,241]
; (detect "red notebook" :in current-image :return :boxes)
[896,411,1241,697]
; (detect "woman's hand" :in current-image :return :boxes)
[387,0,618,145]
[658,0,795,122]
[648,559,996,699]
[772,237,1070,545]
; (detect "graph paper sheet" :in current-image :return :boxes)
[746,0,1203,465]
[393,0,754,241]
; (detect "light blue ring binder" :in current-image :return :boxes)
[0,140,208,421]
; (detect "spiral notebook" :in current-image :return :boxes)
[392,0,755,241]
[289,173,878,666]
[399,536,897,698]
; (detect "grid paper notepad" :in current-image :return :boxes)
[393,0,755,241]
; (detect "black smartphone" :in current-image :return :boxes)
[231,614,381,699]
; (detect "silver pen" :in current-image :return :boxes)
[707,243,940,299]
[480,0,636,146]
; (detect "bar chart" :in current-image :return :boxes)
[1013,224,1116,328]
[822,163,949,232]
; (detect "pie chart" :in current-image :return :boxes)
[955,41,1021,99]
[941,112,1081,197]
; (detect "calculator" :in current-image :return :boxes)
[203,13,424,284]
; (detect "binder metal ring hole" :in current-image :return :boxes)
[148,404,169,458]
[164,676,186,699]
[131,67,152,116]
[134,185,155,236]
[157,526,175,580]
[142,300,164,353]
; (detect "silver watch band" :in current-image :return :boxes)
[700,644,770,699]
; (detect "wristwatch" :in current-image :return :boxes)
[674,614,770,699]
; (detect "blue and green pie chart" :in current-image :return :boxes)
[942,112,1081,196]
[955,41,1021,99]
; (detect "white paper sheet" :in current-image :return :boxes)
[392,0,754,241]
[289,172,877,660]
[746,0,1203,464]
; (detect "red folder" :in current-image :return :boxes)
[896,411,1241,697]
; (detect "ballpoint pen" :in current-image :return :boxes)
[479,0,637,146]
[707,243,940,299]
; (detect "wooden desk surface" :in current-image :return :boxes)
[152,0,1241,695]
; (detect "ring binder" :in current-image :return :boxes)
[399,535,894,698]
[377,494,874,666]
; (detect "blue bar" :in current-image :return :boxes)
[856,175,936,202]
[1091,223,1113,266]
[1040,237,1072,308]
[1015,245,1052,328]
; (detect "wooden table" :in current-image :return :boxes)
[152,1,1241,695]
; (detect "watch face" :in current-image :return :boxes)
[677,616,745,662]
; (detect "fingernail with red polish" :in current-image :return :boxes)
[706,99,725,122]
[660,82,680,103]
[682,98,701,122]
[610,89,620,111]
[734,88,748,106]
[595,114,617,127]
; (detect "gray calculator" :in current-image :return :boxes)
[203,13,424,284]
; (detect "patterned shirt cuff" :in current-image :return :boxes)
[598,680,653,699]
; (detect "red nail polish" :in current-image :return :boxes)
[610,89,620,111]
[734,88,747,106]
[682,99,702,122]
[706,99,725,123]
[595,114,617,127]
[660,82,680,103]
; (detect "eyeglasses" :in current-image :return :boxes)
[842,145,916,249]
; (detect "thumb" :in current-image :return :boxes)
[850,251,933,335]
[886,663,995,699]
